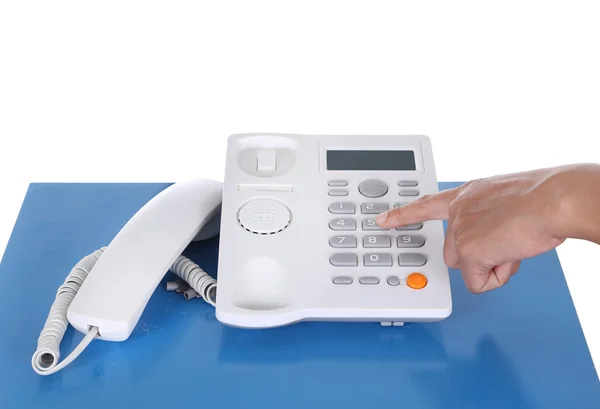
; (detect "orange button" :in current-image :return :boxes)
[407,273,427,289]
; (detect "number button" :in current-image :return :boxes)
[329,218,356,231]
[364,253,393,266]
[396,223,423,230]
[363,235,391,248]
[362,218,389,231]
[361,202,388,214]
[397,235,425,248]
[329,235,357,248]
[328,202,355,214]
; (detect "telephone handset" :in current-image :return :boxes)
[32,133,452,376]
[32,178,223,374]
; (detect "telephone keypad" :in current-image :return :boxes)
[328,179,428,282]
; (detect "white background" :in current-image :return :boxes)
[1,1,599,378]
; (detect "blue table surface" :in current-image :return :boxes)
[0,182,598,409]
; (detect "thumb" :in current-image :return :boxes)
[375,188,457,228]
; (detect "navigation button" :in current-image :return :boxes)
[358,179,388,198]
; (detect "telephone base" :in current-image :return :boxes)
[215,133,453,328]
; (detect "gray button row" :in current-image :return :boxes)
[332,275,403,286]
[330,234,425,248]
[329,253,427,266]
[327,180,418,197]
[328,202,389,214]
[329,218,423,231]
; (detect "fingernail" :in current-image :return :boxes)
[376,211,388,224]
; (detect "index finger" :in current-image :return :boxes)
[375,188,458,228]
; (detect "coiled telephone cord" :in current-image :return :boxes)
[31,248,216,375]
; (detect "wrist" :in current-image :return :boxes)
[548,164,600,243]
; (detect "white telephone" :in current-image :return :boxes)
[31,133,452,375]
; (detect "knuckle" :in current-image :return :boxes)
[443,253,459,269]
[418,193,434,202]
[455,233,476,256]
[467,282,486,294]
[448,198,461,213]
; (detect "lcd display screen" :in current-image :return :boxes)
[326,150,416,171]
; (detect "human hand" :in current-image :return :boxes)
[374,165,597,293]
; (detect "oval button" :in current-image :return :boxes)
[359,276,380,285]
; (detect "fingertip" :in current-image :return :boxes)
[375,211,389,225]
